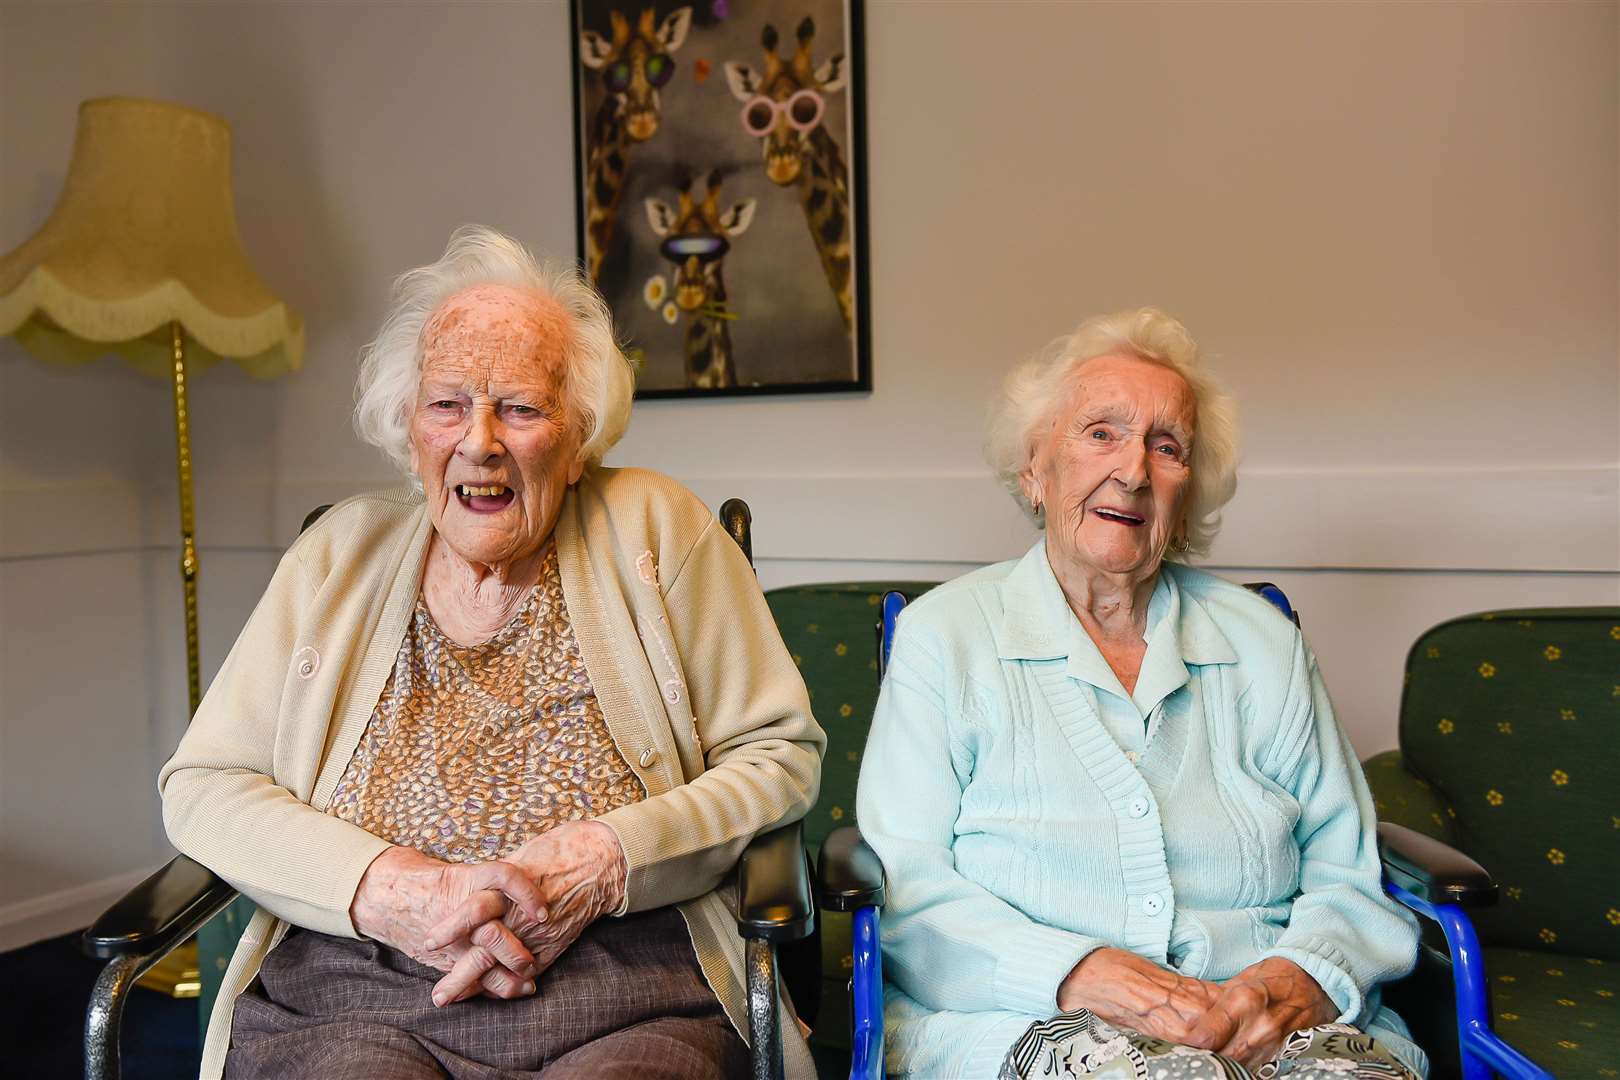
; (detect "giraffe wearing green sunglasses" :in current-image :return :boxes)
[579,6,692,283]
[725,16,853,327]
[645,173,757,390]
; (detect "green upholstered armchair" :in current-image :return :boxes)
[1364,607,1620,1078]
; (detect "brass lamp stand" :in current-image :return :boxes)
[172,321,202,714]
[0,97,304,994]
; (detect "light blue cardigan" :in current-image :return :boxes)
[855,542,1425,1078]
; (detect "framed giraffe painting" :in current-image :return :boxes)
[570,0,870,397]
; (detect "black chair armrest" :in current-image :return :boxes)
[1378,822,1497,908]
[736,820,814,943]
[83,855,239,960]
[815,825,885,912]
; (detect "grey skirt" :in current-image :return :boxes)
[226,906,747,1080]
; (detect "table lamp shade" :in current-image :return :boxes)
[0,97,303,377]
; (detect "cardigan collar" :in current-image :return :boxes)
[993,540,1237,711]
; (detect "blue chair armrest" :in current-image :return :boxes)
[1379,825,1552,1080]
[816,826,886,1080]
[816,825,886,912]
[1377,822,1497,908]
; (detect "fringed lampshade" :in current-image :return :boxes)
[0,97,304,715]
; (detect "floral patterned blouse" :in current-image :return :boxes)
[328,546,644,862]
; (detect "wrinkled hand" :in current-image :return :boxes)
[1184,956,1337,1066]
[1056,947,1225,1045]
[349,845,547,1002]
[423,819,627,1006]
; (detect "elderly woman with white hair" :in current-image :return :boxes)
[857,309,1426,1079]
[159,226,823,1080]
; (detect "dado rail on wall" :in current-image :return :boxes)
[3,463,1616,572]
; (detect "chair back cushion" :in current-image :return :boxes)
[764,582,938,853]
[763,581,936,1062]
[1398,607,1620,959]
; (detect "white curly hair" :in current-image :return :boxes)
[353,226,634,477]
[984,307,1239,559]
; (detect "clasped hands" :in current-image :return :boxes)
[349,819,626,1007]
[1056,947,1338,1068]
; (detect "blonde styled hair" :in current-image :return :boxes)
[984,307,1239,558]
[353,226,634,477]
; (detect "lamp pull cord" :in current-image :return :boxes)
[171,321,201,717]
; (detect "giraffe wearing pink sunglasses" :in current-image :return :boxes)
[579,6,692,282]
[646,173,757,389]
[725,17,852,327]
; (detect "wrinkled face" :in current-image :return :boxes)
[408,284,584,568]
[1023,355,1197,582]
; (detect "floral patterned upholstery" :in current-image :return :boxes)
[763,581,937,1076]
[1364,606,1620,1077]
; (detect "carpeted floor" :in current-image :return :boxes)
[0,929,199,1080]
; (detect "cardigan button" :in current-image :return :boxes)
[1127,797,1150,819]
[1141,893,1165,916]
[638,748,658,768]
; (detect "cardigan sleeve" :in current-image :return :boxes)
[595,519,825,912]
[1259,636,1419,1022]
[857,616,1103,1018]
[157,548,391,938]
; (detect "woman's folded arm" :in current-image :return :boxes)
[597,520,825,912]
[1261,639,1420,1022]
[158,547,391,937]
[858,623,1102,1017]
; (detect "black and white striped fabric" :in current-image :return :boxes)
[998,1010,1421,1080]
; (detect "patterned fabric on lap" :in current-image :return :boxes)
[999,1011,1419,1080]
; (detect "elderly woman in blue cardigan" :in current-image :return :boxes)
[856,309,1425,1079]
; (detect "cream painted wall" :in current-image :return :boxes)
[1,0,1615,948]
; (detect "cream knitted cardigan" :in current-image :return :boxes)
[159,467,825,1079]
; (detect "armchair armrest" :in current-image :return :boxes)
[83,854,238,960]
[736,819,814,943]
[1377,822,1497,908]
[815,825,885,912]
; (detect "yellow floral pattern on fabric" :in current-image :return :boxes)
[1478,661,1497,677]
[328,548,643,862]
[1544,645,1562,661]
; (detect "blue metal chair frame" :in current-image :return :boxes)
[849,585,1555,1080]
[1384,883,1552,1080]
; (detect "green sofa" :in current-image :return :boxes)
[1364,607,1620,1078]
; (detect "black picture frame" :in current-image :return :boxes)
[569,0,871,398]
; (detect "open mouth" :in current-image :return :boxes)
[455,483,515,512]
[1092,507,1146,526]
